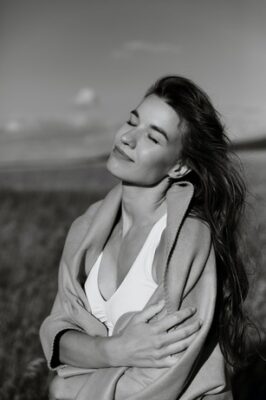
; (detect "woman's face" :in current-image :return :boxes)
[106,94,183,186]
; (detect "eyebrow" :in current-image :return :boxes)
[130,109,169,142]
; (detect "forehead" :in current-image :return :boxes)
[135,94,181,141]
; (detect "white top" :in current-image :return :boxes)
[84,213,167,336]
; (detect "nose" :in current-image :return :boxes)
[120,129,137,148]
[121,130,136,147]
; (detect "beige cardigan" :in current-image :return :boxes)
[39,180,232,399]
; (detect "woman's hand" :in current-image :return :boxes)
[111,300,201,368]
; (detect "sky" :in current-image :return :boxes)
[0,0,266,164]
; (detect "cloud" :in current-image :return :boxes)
[73,88,98,107]
[112,40,181,59]
[69,87,101,128]
[1,118,41,135]
[1,89,100,134]
[4,120,23,133]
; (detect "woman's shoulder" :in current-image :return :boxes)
[80,199,103,222]
[179,215,212,253]
[64,199,103,248]
[168,216,214,285]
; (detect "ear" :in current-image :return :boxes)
[167,163,191,179]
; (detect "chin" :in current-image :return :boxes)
[106,155,129,180]
[106,154,165,187]
[106,158,135,184]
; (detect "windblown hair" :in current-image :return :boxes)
[145,75,250,368]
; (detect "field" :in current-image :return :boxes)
[0,152,265,399]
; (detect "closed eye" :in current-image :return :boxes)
[148,135,159,144]
[126,118,160,144]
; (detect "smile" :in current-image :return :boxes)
[113,146,134,162]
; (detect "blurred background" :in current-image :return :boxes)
[0,0,265,398]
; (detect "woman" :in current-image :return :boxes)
[40,76,249,400]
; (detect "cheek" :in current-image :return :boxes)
[138,147,171,176]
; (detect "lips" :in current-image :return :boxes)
[113,145,134,162]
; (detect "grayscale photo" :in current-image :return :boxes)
[0,1,265,399]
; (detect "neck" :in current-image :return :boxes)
[120,178,170,236]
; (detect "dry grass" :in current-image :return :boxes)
[0,190,104,399]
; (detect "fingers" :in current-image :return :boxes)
[134,355,177,369]
[158,331,199,358]
[154,307,197,333]
[160,320,202,346]
[146,355,177,369]
[150,320,201,361]
[135,300,165,323]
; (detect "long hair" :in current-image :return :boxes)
[144,75,251,368]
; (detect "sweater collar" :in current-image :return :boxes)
[85,180,194,266]
[70,180,194,307]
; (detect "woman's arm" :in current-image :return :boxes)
[57,302,201,369]
[58,330,120,368]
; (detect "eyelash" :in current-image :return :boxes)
[126,120,159,144]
